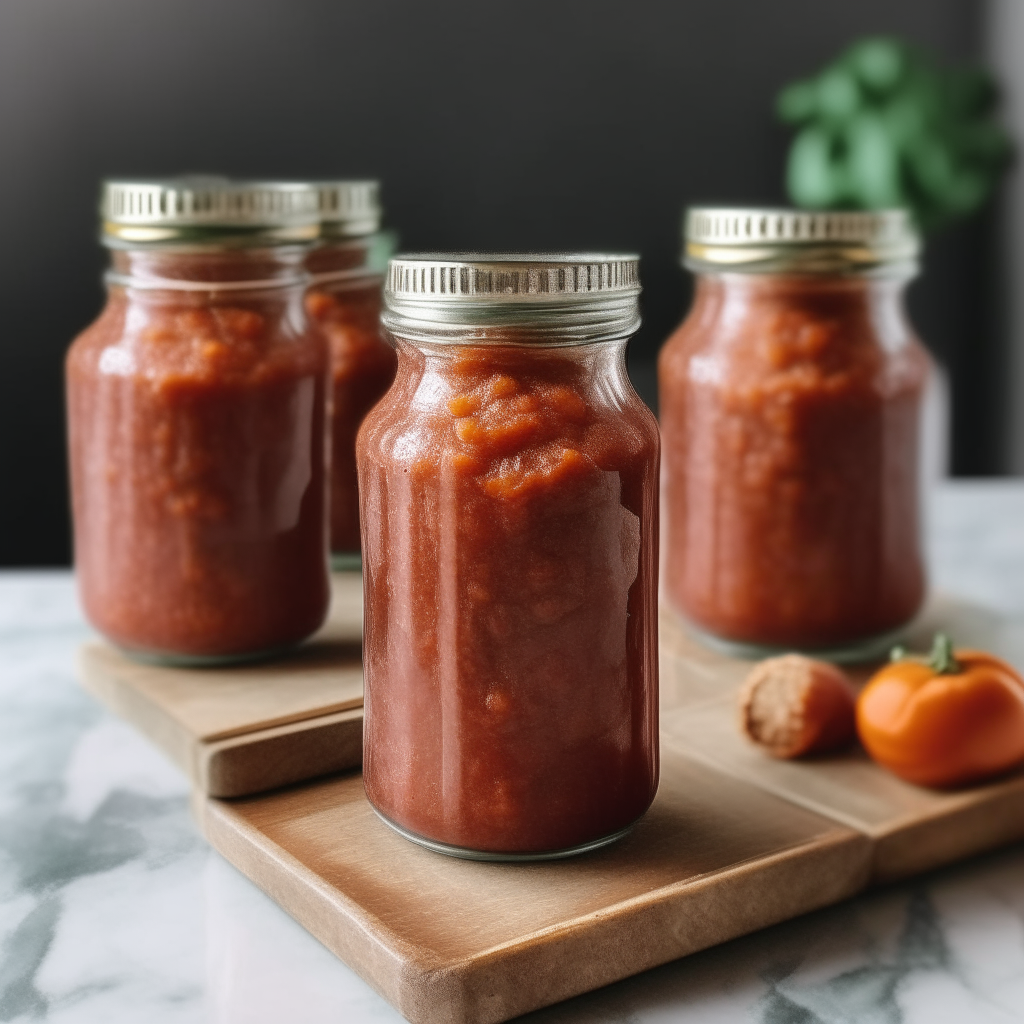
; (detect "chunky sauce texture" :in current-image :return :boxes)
[67,250,330,659]
[305,245,396,554]
[659,273,928,648]
[358,341,660,853]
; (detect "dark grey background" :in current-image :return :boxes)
[0,0,993,565]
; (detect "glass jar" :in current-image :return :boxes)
[358,254,660,860]
[66,179,331,664]
[303,182,397,569]
[659,208,930,660]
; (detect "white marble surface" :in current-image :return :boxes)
[3,482,1024,1024]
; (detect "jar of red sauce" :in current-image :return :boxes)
[358,254,660,859]
[303,182,397,568]
[659,209,930,659]
[67,178,331,663]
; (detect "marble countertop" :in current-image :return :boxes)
[3,481,1024,1024]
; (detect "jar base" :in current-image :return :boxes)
[113,640,300,668]
[371,807,636,862]
[683,619,910,666]
[330,551,362,572]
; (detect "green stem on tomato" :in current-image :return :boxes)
[889,633,961,674]
[928,632,961,675]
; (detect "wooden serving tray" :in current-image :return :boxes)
[196,751,869,1024]
[78,572,365,797]
[195,589,1024,1024]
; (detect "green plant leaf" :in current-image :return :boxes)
[846,36,907,95]
[846,113,903,207]
[787,127,846,208]
[775,35,1012,231]
[816,66,862,123]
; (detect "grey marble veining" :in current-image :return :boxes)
[1,484,1024,1023]
[0,574,208,1024]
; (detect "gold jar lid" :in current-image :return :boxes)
[684,207,920,274]
[101,177,321,246]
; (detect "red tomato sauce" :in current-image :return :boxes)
[659,273,928,649]
[67,249,330,660]
[358,342,660,854]
[305,244,396,555]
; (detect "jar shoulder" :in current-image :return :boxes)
[67,293,326,385]
[658,294,930,395]
[359,353,658,473]
[66,298,126,370]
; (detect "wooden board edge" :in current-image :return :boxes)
[423,829,872,1024]
[198,708,364,798]
[195,791,447,1019]
[870,780,1024,883]
[199,690,364,744]
[77,645,195,779]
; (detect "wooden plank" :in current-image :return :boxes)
[662,701,1024,883]
[659,604,753,711]
[660,591,1024,882]
[78,631,363,743]
[195,749,870,1024]
[199,707,364,797]
[78,572,365,798]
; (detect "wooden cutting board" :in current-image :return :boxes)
[195,589,1024,1024]
[78,572,365,797]
[196,750,869,1024]
[662,702,1024,884]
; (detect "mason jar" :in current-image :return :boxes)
[358,253,660,860]
[303,181,396,569]
[66,178,331,664]
[659,208,930,660]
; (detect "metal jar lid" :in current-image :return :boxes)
[383,253,641,344]
[684,207,920,274]
[101,177,321,246]
[312,181,382,238]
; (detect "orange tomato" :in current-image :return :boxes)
[856,634,1024,788]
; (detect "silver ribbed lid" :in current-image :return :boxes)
[383,253,641,344]
[387,253,639,302]
[313,181,381,237]
[101,177,321,246]
[685,207,920,273]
